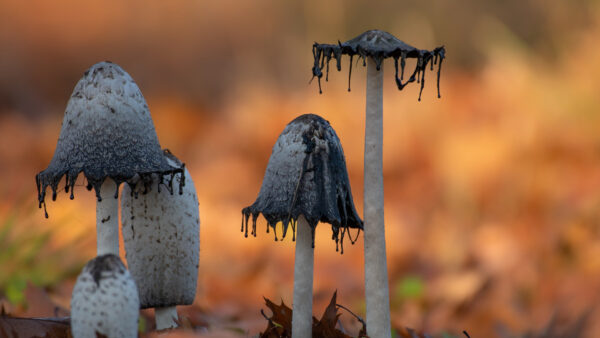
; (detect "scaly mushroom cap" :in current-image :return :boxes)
[311,29,446,99]
[70,254,139,338]
[242,114,362,251]
[36,61,182,216]
[121,150,199,309]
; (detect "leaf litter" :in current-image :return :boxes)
[260,291,472,338]
[0,287,593,337]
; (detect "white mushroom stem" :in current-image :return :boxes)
[155,306,178,330]
[96,179,119,255]
[364,57,392,338]
[292,215,314,338]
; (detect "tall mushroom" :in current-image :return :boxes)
[242,114,362,338]
[36,61,182,256]
[311,30,446,337]
[70,254,139,338]
[121,150,199,330]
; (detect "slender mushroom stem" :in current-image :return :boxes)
[292,215,314,338]
[155,306,178,330]
[364,57,392,338]
[96,179,119,255]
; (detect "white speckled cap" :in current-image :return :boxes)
[70,254,139,338]
[121,150,200,308]
[36,61,181,215]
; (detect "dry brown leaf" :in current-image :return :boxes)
[0,315,71,338]
[313,291,351,338]
[23,283,69,318]
[260,291,368,338]
[260,297,292,338]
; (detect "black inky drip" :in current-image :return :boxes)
[36,152,185,219]
[35,62,181,218]
[311,30,446,101]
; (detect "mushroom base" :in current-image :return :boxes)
[155,306,178,330]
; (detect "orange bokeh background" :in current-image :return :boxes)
[1,1,600,336]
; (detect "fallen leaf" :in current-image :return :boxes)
[23,283,69,318]
[260,297,292,338]
[313,291,350,338]
[260,291,363,338]
[0,315,71,338]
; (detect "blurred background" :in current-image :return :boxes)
[1,0,600,336]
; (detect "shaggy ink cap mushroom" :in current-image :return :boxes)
[70,254,139,338]
[311,30,446,338]
[242,113,362,252]
[121,149,199,310]
[312,29,446,100]
[36,61,183,217]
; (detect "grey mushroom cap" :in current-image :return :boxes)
[36,61,182,216]
[121,150,199,309]
[242,114,362,252]
[70,254,139,338]
[311,29,446,99]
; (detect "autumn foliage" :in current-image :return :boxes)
[1,1,600,337]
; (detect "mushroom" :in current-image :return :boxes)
[242,114,362,338]
[70,254,139,338]
[121,150,199,330]
[35,61,182,256]
[311,30,446,337]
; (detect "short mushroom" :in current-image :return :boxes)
[311,30,446,338]
[70,254,139,338]
[242,114,362,338]
[121,150,200,330]
[35,61,182,256]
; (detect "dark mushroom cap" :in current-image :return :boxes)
[36,61,182,217]
[242,114,362,252]
[311,29,446,100]
[85,254,129,286]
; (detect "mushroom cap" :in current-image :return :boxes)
[242,114,362,248]
[121,150,199,309]
[311,29,446,98]
[343,29,419,57]
[36,61,182,213]
[70,254,139,338]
